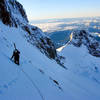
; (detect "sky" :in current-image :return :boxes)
[18,0,100,21]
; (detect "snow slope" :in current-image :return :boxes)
[59,44,100,100]
[0,22,65,100]
[1,21,100,100]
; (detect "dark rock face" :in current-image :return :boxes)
[22,25,65,67]
[22,25,57,59]
[0,0,15,26]
[15,1,28,22]
[71,30,100,57]
[0,0,28,27]
[40,37,57,59]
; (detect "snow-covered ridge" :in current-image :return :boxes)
[0,0,64,66]
[71,30,100,57]
[0,0,28,27]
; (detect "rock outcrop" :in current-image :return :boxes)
[71,30,100,57]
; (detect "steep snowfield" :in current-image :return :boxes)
[60,44,100,80]
[1,22,100,100]
[59,44,100,99]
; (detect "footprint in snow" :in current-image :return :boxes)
[49,77,63,91]
[8,79,17,86]
[39,69,45,75]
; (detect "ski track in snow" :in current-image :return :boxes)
[19,67,45,100]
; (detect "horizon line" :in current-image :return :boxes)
[29,16,100,22]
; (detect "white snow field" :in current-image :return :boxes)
[0,21,100,100]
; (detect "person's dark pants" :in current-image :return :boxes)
[14,57,19,65]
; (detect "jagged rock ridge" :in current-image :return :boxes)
[71,30,100,57]
[0,0,28,27]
